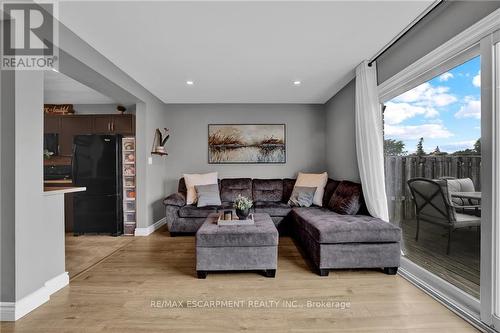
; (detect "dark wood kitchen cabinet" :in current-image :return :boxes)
[93,116,113,133]
[92,115,135,134]
[111,115,134,134]
[44,114,135,156]
[44,115,61,133]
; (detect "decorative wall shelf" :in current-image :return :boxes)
[151,128,170,156]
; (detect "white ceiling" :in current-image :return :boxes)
[44,70,116,104]
[58,1,433,104]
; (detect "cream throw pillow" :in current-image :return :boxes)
[294,172,328,206]
[183,172,218,205]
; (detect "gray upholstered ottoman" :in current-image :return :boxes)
[196,213,278,278]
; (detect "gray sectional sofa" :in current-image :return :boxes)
[163,177,401,276]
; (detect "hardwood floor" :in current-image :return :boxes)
[65,233,134,279]
[1,226,478,332]
[401,219,480,298]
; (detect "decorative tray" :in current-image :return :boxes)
[217,213,255,226]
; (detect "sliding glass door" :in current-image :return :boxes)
[378,9,500,325]
[383,55,482,298]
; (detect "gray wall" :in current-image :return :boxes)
[145,101,170,224]
[1,70,16,302]
[325,79,359,182]
[162,104,327,195]
[72,104,116,114]
[72,104,136,115]
[2,70,78,303]
[42,195,66,284]
[377,1,500,84]
[13,71,46,300]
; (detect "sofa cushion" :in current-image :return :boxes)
[252,179,283,202]
[254,202,292,217]
[178,178,188,194]
[195,184,222,207]
[322,179,340,207]
[295,172,328,206]
[179,177,221,194]
[163,192,187,207]
[328,181,362,215]
[288,186,316,207]
[292,207,401,244]
[220,178,252,202]
[183,172,218,205]
[282,178,296,202]
[179,205,218,218]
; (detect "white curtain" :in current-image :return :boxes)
[355,60,389,221]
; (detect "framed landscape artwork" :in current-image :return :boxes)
[208,124,286,164]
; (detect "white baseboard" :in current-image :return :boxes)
[0,272,68,321]
[0,303,15,322]
[134,217,166,236]
[44,272,69,295]
[492,314,500,331]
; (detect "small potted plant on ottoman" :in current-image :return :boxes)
[234,194,253,220]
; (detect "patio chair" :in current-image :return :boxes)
[407,178,481,254]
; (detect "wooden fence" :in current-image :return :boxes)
[385,155,481,223]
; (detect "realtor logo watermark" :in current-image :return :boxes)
[1,1,58,70]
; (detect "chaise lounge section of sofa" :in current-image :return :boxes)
[163,177,401,275]
[290,207,401,276]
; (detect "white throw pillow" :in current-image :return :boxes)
[183,172,218,205]
[294,172,328,206]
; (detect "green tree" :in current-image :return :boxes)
[416,137,426,156]
[474,138,481,154]
[384,139,407,156]
[453,148,475,155]
[453,138,481,155]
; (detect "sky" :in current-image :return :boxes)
[384,56,480,154]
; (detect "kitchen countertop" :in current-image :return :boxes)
[44,156,72,166]
[43,186,86,196]
[44,179,73,185]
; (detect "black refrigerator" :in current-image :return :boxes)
[72,134,123,236]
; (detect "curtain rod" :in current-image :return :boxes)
[368,0,444,67]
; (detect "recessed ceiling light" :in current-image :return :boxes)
[186,80,194,85]
[293,80,301,86]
